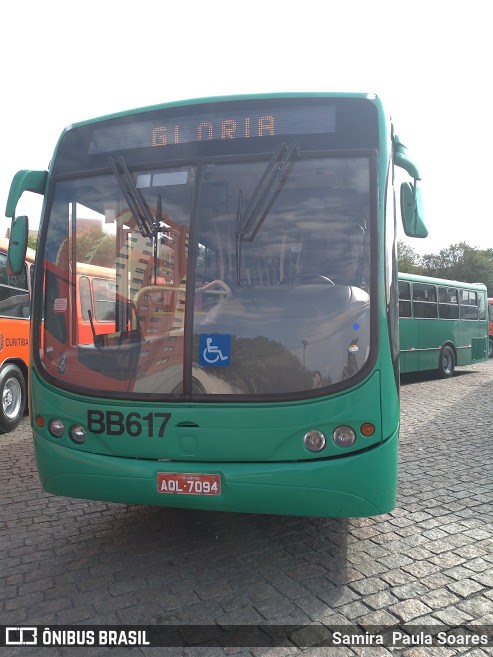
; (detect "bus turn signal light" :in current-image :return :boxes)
[361,423,375,437]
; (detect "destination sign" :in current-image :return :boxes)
[88,104,336,154]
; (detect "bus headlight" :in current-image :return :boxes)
[303,430,326,452]
[333,425,356,447]
[70,424,87,444]
[49,418,65,438]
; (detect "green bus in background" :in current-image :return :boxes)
[488,298,493,358]
[5,92,427,517]
[398,272,488,377]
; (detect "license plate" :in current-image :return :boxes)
[157,472,221,495]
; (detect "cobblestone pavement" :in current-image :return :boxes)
[1,362,493,657]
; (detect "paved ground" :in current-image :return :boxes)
[1,361,493,657]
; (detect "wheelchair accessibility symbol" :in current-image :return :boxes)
[199,334,231,367]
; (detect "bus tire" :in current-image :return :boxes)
[438,345,455,379]
[0,364,26,434]
[489,338,493,359]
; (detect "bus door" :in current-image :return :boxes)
[411,282,443,371]
[457,289,485,364]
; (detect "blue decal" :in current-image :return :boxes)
[352,323,360,331]
[199,334,231,367]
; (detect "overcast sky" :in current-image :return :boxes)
[1,0,490,255]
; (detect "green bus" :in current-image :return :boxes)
[5,93,427,517]
[398,272,488,377]
[488,298,493,358]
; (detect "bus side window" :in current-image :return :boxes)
[398,280,411,318]
[412,283,438,319]
[478,293,486,320]
[0,253,30,318]
[92,278,116,322]
[79,276,92,322]
[44,268,67,344]
[438,286,459,319]
[460,290,479,320]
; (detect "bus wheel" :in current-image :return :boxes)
[0,364,26,434]
[438,345,455,379]
[489,338,493,359]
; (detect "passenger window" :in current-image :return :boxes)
[412,283,437,319]
[0,253,30,319]
[438,286,459,319]
[398,281,411,318]
[460,290,479,320]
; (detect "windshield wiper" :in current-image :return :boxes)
[239,141,299,242]
[235,141,299,284]
[109,156,156,238]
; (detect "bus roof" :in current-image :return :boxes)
[398,271,487,291]
[68,92,383,129]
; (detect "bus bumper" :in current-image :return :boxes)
[33,429,398,518]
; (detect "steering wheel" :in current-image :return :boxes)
[196,279,232,295]
[280,273,335,285]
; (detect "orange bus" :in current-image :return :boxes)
[0,236,35,432]
[75,260,117,346]
[0,236,119,432]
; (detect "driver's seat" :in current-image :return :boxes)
[299,236,340,281]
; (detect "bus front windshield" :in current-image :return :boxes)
[39,153,372,399]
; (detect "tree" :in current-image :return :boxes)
[76,228,115,267]
[27,234,38,250]
[397,240,423,273]
[421,242,493,295]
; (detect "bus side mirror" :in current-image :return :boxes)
[6,169,47,218]
[7,215,29,275]
[400,181,428,238]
